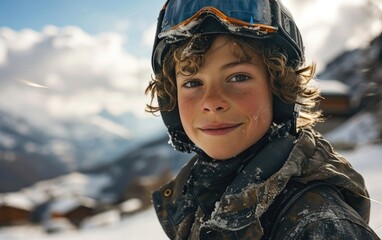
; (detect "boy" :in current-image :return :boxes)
[146,0,380,239]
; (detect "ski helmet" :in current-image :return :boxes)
[151,0,304,153]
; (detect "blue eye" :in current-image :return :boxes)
[183,80,203,88]
[229,74,250,82]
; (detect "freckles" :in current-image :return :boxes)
[181,98,195,111]
[178,94,193,108]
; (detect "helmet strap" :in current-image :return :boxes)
[272,95,298,136]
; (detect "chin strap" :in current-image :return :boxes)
[272,95,300,137]
[167,129,197,153]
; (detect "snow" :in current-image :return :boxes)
[119,198,143,213]
[49,197,96,215]
[317,79,349,95]
[0,144,381,239]
[324,112,379,146]
[0,192,34,210]
[31,172,113,201]
[81,210,120,230]
[0,207,168,240]
[340,145,382,234]
[0,111,381,239]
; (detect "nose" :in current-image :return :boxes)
[201,86,229,113]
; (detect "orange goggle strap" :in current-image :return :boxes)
[166,7,277,35]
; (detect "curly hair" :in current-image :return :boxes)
[145,34,322,128]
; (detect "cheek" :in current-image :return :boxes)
[178,95,195,128]
[239,91,266,110]
[239,90,273,120]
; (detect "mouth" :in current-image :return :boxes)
[199,123,242,136]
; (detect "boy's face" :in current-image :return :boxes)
[176,35,273,160]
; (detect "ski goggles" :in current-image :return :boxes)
[152,0,305,72]
[159,0,278,37]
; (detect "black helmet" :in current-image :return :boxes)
[151,0,304,153]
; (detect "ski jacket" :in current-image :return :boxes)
[152,128,380,239]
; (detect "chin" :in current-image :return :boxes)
[204,150,239,160]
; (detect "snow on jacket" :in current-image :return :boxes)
[152,128,380,239]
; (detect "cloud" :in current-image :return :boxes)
[284,0,381,70]
[0,38,6,65]
[0,1,380,127]
[142,23,157,48]
[0,25,152,124]
[113,20,131,33]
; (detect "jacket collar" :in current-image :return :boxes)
[152,128,370,239]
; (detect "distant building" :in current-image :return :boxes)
[49,196,97,228]
[0,193,33,225]
[318,79,358,116]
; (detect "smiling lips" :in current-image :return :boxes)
[199,123,242,136]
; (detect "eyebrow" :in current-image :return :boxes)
[175,60,261,77]
[221,60,259,70]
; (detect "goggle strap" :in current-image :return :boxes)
[170,7,277,34]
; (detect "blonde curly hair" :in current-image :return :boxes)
[146,34,322,128]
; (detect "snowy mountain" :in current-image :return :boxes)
[28,131,190,204]
[318,32,382,112]
[92,132,190,203]
[0,109,68,192]
[317,31,382,143]
[0,107,168,193]
[0,127,190,233]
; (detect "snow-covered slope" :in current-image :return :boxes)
[0,143,381,239]
[0,107,167,192]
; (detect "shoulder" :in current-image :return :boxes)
[151,155,199,239]
[273,183,379,239]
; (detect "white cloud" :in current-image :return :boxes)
[113,20,131,33]
[143,23,157,47]
[0,27,43,51]
[0,38,7,65]
[0,1,380,126]
[283,0,381,70]
[0,25,152,124]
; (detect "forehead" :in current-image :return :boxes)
[204,35,264,64]
[175,34,266,76]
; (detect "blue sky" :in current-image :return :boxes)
[0,0,163,57]
[1,0,380,61]
[0,0,162,31]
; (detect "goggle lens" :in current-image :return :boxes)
[161,0,276,33]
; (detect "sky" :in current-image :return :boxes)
[0,0,162,56]
[0,0,381,124]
